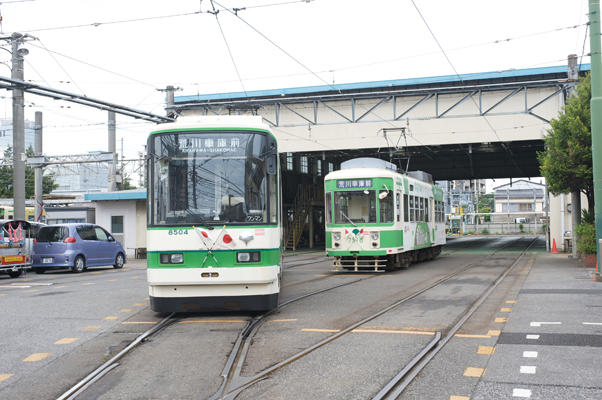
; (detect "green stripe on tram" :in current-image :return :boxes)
[147,248,281,269]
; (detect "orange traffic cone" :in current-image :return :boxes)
[551,238,558,254]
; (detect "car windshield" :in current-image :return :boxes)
[37,226,69,242]
[149,131,277,226]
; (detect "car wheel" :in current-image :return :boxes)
[34,268,47,274]
[113,253,125,269]
[72,256,85,273]
[7,271,21,278]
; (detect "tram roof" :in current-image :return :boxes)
[175,64,591,103]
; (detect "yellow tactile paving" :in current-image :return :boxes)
[83,326,101,331]
[477,346,495,355]
[55,338,79,344]
[463,367,485,378]
[103,316,118,321]
[23,353,52,362]
[0,374,14,382]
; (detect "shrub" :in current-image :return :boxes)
[519,223,524,233]
[482,228,489,234]
[576,222,597,254]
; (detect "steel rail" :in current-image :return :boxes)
[57,312,177,400]
[221,237,529,399]
[207,276,375,400]
[373,236,538,400]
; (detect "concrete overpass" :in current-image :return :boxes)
[173,63,589,181]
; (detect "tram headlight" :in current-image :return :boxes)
[237,251,261,263]
[333,232,341,241]
[160,253,184,264]
[371,231,379,240]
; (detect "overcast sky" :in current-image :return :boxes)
[0,0,591,189]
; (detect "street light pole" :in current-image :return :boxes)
[11,32,26,221]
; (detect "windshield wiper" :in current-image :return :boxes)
[339,211,357,227]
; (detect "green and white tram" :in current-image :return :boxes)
[146,116,281,312]
[324,158,445,271]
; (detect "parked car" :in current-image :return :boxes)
[31,223,126,273]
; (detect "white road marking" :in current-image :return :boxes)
[526,335,540,339]
[583,322,602,326]
[520,366,536,374]
[530,322,561,327]
[523,351,538,358]
[513,388,532,397]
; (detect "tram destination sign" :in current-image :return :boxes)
[337,179,373,189]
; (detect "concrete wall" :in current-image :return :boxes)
[549,192,589,253]
[93,201,138,258]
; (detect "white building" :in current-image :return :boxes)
[493,180,546,223]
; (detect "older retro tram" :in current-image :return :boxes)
[324,158,445,271]
[146,116,281,312]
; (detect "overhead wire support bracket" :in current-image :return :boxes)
[0,76,174,124]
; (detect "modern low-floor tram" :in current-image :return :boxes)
[146,116,282,312]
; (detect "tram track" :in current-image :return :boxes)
[57,266,375,400]
[57,236,536,400]
[216,236,536,400]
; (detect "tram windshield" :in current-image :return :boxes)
[334,190,376,224]
[149,131,277,226]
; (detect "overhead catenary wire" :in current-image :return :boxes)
[410,0,527,178]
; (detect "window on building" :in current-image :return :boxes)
[111,215,124,234]
[328,162,333,173]
[301,156,308,174]
[317,160,322,176]
[286,153,293,171]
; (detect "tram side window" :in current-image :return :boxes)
[409,196,414,222]
[379,190,394,223]
[403,194,409,222]
[396,192,401,222]
[419,197,424,222]
[325,192,332,224]
[425,199,429,223]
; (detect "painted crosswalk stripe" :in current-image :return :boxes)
[513,388,532,397]
[520,366,536,374]
[526,334,540,339]
[530,322,561,327]
[523,351,538,358]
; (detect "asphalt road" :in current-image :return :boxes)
[1,236,599,400]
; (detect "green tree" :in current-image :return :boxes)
[537,73,593,211]
[121,173,137,190]
[0,145,59,198]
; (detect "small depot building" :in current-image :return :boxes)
[84,189,147,259]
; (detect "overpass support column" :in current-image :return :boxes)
[589,0,602,281]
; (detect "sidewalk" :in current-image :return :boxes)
[476,252,602,399]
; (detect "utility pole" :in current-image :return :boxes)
[567,54,581,258]
[108,111,116,192]
[11,32,26,220]
[589,0,602,281]
[34,111,43,222]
